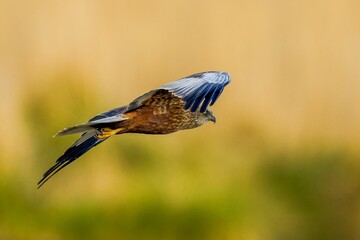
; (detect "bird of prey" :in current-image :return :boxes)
[37,71,231,188]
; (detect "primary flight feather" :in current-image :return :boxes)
[38,71,231,188]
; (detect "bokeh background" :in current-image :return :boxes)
[1,0,360,239]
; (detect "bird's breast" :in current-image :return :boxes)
[123,105,201,134]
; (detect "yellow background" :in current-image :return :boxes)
[0,1,359,239]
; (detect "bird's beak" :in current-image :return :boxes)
[210,115,216,123]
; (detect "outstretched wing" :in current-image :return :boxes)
[161,71,231,112]
[55,106,129,136]
[87,106,128,123]
[127,71,231,113]
[38,130,108,188]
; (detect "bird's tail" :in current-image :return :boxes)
[54,123,102,136]
[37,127,123,188]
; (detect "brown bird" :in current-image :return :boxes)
[38,71,231,188]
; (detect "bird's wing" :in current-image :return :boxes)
[38,129,109,188]
[126,90,159,112]
[55,106,129,136]
[87,106,128,123]
[127,71,231,113]
[161,71,231,112]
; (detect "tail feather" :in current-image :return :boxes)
[54,124,94,137]
[37,130,108,188]
[55,115,128,137]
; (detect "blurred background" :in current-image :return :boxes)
[1,0,360,239]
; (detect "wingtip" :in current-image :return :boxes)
[222,72,231,84]
[53,130,68,137]
[37,183,43,190]
[196,71,231,85]
[37,176,48,189]
[216,71,231,84]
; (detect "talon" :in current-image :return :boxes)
[98,128,123,138]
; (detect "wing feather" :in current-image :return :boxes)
[159,71,231,112]
[88,106,128,123]
[126,90,158,111]
[55,106,128,137]
[183,83,209,110]
[209,84,224,106]
[87,71,231,124]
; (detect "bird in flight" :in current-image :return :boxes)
[38,71,231,188]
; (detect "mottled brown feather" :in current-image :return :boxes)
[115,90,204,134]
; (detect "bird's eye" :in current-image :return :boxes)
[203,110,207,115]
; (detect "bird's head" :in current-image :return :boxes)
[203,109,216,123]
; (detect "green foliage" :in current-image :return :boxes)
[258,149,360,240]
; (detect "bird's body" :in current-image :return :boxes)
[38,71,231,188]
[110,89,207,135]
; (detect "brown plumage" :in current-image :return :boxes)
[38,71,231,188]
[114,90,207,134]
